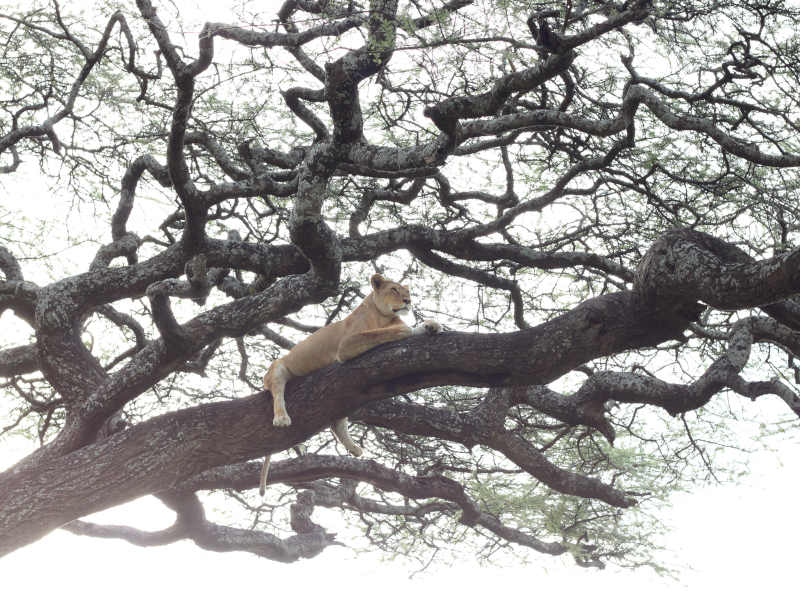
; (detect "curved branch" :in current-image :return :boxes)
[0,280,37,325]
[90,233,141,271]
[624,84,800,168]
[64,490,336,562]
[63,519,184,547]
[135,0,211,250]
[424,51,574,136]
[357,393,632,508]
[635,228,800,311]
[412,248,530,329]
[282,87,329,140]
[349,178,425,237]
[563,317,800,418]
[0,245,23,281]
[325,0,399,144]
[185,131,250,182]
[203,14,365,49]
[403,0,474,30]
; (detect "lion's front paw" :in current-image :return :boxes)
[273,414,292,427]
[422,319,441,334]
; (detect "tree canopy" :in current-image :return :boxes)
[1,0,799,570]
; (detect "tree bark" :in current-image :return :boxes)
[0,290,689,556]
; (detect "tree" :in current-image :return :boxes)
[1,0,798,569]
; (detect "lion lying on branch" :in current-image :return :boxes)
[260,273,441,495]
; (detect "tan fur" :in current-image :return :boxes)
[259,274,441,495]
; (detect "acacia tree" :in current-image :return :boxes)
[1,0,799,568]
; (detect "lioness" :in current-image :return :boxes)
[259,273,441,495]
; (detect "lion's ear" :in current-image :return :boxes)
[370,273,385,290]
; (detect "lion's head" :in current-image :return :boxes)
[370,273,412,317]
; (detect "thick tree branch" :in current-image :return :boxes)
[326,0,399,144]
[0,344,39,377]
[0,280,37,326]
[560,318,800,418]
[636,228,800,310]
[424,51,575,136]
[0,287,693,555]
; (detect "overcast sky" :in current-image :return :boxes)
[1,2,798,597]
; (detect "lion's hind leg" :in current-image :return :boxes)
[331,417,363,457]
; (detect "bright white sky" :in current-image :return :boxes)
[0,438,795,599]
[0,1,798,598]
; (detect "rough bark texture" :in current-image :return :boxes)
[1,0,799,569]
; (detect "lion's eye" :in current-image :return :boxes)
[391,288,399,295]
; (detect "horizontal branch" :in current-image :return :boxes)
[356,392,631,507]
[203,15,364,49]
[0,288,692,555]
[562,317,800,418]
[64,490,335,562]
[177,455,573,558]
[0,344,39,377]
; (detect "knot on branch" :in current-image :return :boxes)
[13,281,39,298]
[184,253,210,304]
[95,410,130,441]
[633,228,750,337]
[290,490,329,536]
[144,254,229,351]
